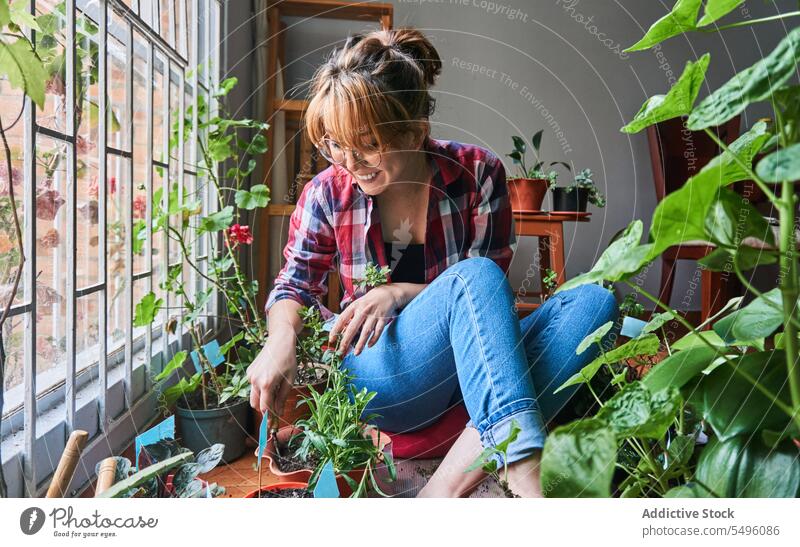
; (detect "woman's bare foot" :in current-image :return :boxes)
[417,427,486,497]
[416,427,544,497]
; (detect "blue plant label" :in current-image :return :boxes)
[135,415,175,469]
[621,316,648,339]
[257,411,269,467]
[190,339,225,373]
[313,460,339,498]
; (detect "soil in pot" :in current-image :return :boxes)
[551,186,589,212]
[272,434,321,473]
[508,178,549,212]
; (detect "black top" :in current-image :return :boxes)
[384,241,426,284]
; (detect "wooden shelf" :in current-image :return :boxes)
[277,0,393,21]
[267,204,296,216]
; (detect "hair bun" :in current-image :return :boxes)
[388,28,442,87]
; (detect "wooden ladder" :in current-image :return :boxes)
[257,0,393,314]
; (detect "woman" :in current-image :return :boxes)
[247,27,618,497]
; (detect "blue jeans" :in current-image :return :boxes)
[322,256,619,465]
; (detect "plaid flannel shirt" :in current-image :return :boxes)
[265,136,518,325]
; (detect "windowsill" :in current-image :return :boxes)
[1,324,223,497]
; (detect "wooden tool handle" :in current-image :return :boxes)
[46,430,89,498]
[94,457,118,496]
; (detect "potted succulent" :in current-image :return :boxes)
[550,168,606,213]
[506,130,572,211]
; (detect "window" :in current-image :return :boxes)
[0,0,221,496]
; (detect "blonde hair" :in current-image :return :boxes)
[305,27,442,153]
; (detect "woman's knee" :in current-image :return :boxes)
[443,256,510,294]
[556,282,619,324]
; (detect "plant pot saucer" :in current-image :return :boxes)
[548,211,592,218]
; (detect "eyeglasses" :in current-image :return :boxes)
[315,136,383,169]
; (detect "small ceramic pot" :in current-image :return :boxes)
[551,186,589,212]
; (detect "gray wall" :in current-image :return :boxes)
[227,0,795,311]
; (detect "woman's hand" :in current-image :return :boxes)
[246,331,298,427]
[328,285,399,357]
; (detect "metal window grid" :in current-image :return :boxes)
[1,0,221,497]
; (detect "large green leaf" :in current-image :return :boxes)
[576,321,614,355]
[713,288,784,343]
[234,184,270,210]
[0,37,47,108]
[735,438,800,497]
[641,345,720,393]
[700,350,792,441]
[198,205,234,234]
[704,187,774,247]
[694,435,745,497]
[695,434,799,498]
[688,26,800,130]
[648,121,771,257]
[625,0,702,52]
[622,54,710,133]
[133,291,163,327]
[153,350,187,382]
[556,220,653,292]
[555,334,661,393]
[596,383,682,439]
[697,0,746,26]
[540,418,617,497]
[755,143,800,183]
[0,1,10,26]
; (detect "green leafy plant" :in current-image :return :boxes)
[549,168,606,208]
[294,305,331,384]
[287,344,396,497]
[465,419,521,497]
[506,130,571,183]
[136,76,270,412]
[354,262,391,290]
[541,268,558,300]
[96,440,226,498]
[540,3,800,498]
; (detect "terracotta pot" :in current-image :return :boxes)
[250,378,327,433]
[262,425,392,496]
[507,177,549,212]
[244,481,310,498]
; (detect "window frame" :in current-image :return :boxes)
[0,0,223,498]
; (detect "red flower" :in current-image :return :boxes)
[227,224,253,248]
[133,195,147,219]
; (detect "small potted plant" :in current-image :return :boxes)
[263,347,395,497]
[251,305,330,432]
[95,440,227,498]
[550,168,606,213]
[506,130,572,211]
